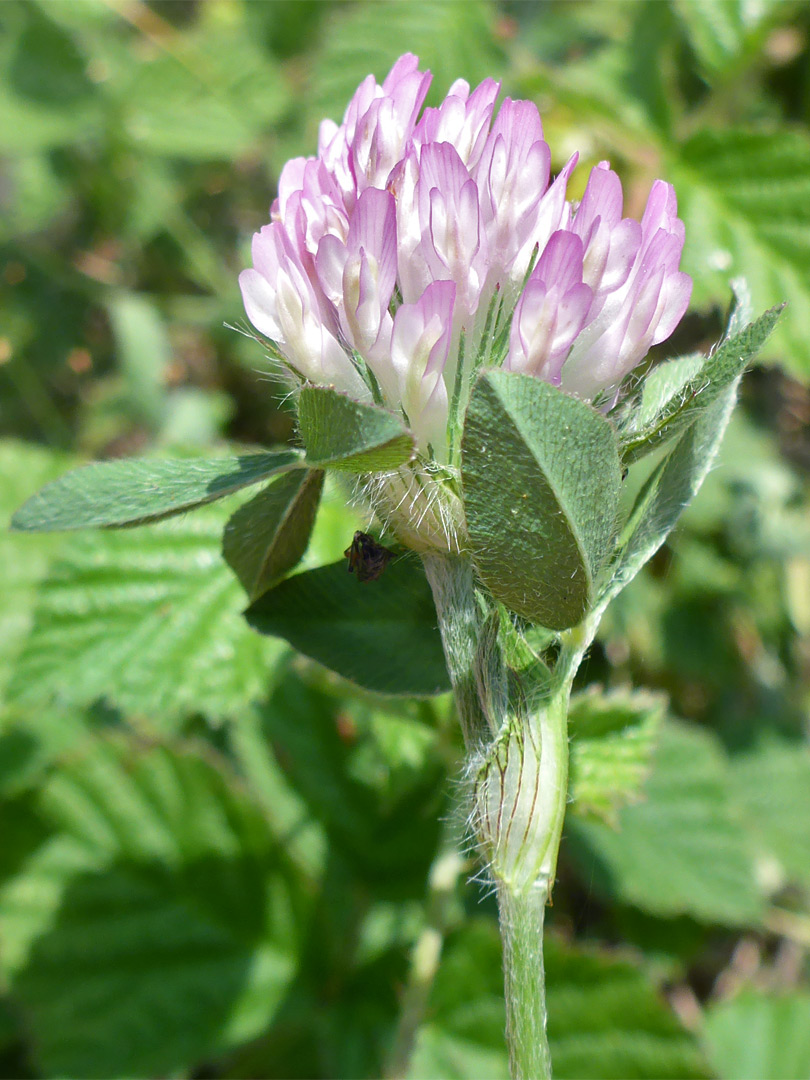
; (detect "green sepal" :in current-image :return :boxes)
[461,371,622,630]
[244,557,450,696]
[11,450,303,532]
[297,385,416,472]
[222,469,324,600]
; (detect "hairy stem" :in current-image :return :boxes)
[422,551,502,750]
[497,882,552,1080]
[422,553,600,1080]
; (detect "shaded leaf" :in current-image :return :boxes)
[298,385,415,472]
[245,557,450,696]
[462,371,621,629]
[223,469,324,599]
[256,670,444,880]
[11,450,303,531]
[0,738,298,1078]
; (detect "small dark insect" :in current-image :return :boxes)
[344,531,395,583]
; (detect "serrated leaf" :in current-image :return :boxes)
[408,919,710,1079]
[674,128,810,376]
[621,304,783,463]
[569,688,664,826]
[728,737,810,892]
[567,721,765,925]
[245,557,450,696]
[223,469,324,600]
[297,386,415,472]
[11,450,303,531]
[462,371,621,629]
[703,989,810,1080]
[0,738,298,1078]
[8,500,285,726]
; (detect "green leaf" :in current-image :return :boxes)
[0,441,71,703]
[0,737,298,1078]
[462,371,621,629]
[106,291,171,432]
[569,687,664,826]
[245,558,450,696]
[673,0,785,77]
[703,989,810,1080]
[408,919,710,1079]
[11,449,302,531]
[116,21,290,160]
[604,333,755,606]
[621,303,783,463]
[223,469,324,600]
[255,671,444,879]
[728,737,810,892]
[567,721,765,926]
[8,500,285,726]
[674,128,810,376]
[297,386,415,472]
[312,0,504,123]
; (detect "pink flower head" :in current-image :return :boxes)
[240,55,691,456]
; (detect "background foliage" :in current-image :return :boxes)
[2,1,810,1077]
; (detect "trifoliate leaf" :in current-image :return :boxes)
[11,449,303,531]
[297,385,415,472]
[0,737,298,1079]
[8,499,285,726]
[223,469,324,599]
[245,557,450,696]
[462,371,621,629]
[567,721,765,925]
[569,687,664,826]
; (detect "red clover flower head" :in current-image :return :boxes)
[240,54,691,545]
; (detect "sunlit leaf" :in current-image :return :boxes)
[9,499,285,726]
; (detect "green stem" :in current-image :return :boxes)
[422,553,601,1080]
[421,551,500,750]
[497,882,552,1080]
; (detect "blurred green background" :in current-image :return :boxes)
[2,1,810,1077]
